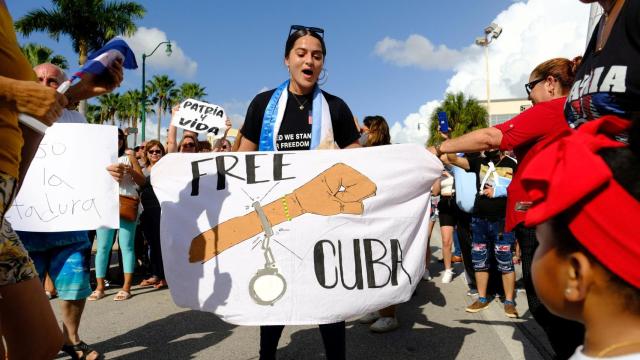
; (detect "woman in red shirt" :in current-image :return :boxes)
[429,57,585,359]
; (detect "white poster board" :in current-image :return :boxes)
[172,99,226,138]
[5,123,119,231]
[152,144,442,325]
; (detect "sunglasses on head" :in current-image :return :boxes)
[289,25,324,38]
[525,78,546,95]
[148,150,162,155]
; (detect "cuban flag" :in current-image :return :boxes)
[69,37,138,83]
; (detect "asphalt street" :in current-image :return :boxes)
[51,224,555,359]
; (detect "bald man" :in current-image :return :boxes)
[16,63,101,360]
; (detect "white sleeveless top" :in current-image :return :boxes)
[118,155,138,198]
[440,175,455,197]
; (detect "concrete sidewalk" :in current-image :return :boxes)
[53,224,555,359]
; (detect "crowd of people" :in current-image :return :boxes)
[1,0,639,359]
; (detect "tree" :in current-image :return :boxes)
[15,0,145,114]
[15,0,145,65]
[84,103,102,124]
[427,92,489,146]
[96,93,120,125]
[147,75,178,139]
[116,90,139,128]
[20,43,68,69]
[176,82,207,103]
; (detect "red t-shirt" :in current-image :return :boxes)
[494,97,570,231]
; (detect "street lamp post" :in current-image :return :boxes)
[475,23,502,125]
[140,41,172,141]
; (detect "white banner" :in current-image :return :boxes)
[152,144,442,325]
[6,124,119,231]
[172,99,226,138]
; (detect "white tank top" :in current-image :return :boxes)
[118,155,138,198]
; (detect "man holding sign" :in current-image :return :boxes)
[15,63,124,360]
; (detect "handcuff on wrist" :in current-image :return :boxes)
[248,201,287,306]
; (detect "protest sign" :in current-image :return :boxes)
[152,144,442,325]
[6,124,119,231]
[172,99,226,138]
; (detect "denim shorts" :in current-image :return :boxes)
[29,240,92,300]
[471,217,515,273]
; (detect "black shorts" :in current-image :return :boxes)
[438,196,458,227]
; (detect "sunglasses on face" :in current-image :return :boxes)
[148,150,162,155]
[289,25,324,38]
[182,142,196,148]
[525,78,545,95]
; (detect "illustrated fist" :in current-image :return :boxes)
[293,163,377,216]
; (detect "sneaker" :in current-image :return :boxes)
[359,312,380,324]
[466,288,479,297]
[504,301,519,318]
[370,317,399,333]
[422,269,432,281]
[466,298,491,313]
[441,269,454,283]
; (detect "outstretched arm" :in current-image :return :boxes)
[189,163,377,263]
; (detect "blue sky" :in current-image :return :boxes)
[9,0,592,143]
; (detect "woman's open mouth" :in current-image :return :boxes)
[302,69,314,79]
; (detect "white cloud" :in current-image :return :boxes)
[123,27,198,78]
[132,116,168,145]
[446,0,591,99]
[390,100,440,145]
[221,99,251,129]
[374,35,465,71]
[382,0,591,143]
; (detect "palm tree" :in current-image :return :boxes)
[84,103,102,124]
[20,43,68,69]
[427,92,489,146]
[96,93,120,125]
[116,90,137,128]
[147,75,178,139]
[15,0,145,65]
[176,82,207,103]
[15,0,145,114]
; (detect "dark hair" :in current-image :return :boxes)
[285,28,326,59]
[551,126,640,312]
[144,140,165,167]
[179,133,200,152]
[362,115,391,147]
[531,56,583,93]
[118,128,127,157]
[198,140,212,152]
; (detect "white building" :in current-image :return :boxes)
[478,98,532,126]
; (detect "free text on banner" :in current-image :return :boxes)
[152,144,442,325]
[5,123,120,231]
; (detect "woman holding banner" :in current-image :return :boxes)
[237,25,360,360]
